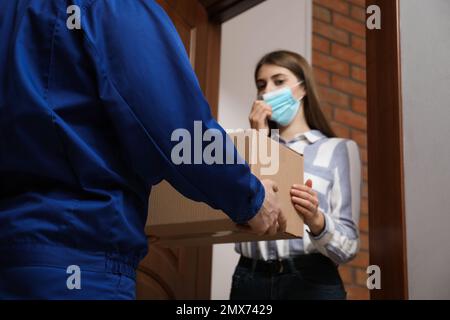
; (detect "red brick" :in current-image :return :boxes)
[314,0,350,15]
[355,268,369,287]
[313,4,332,23]
[318,86,351,109]
[313,67,331,86]
[313,51,350,76]
[359,214,369,233]
[348,0,366,8]
[334,13,366,37]
[351,129,367,148]
[339,266,354,285]
[311,4,371,297]
[313,35,330,54]
[351,5,366,22]
[352,97,367,115]
[351,66,366,83]
[362,182,369,199]
[332,74,366,98]
[360,147,367,164]
[351,35,366,53]
[360,232,369,251]
[361,196,368,215]
[331,43,366,67]
[334,108,366,130]
[348,251,369,268]
[346,286,370,300]
[331,121,351,138]
[313,20,350,45]
[363,165,368,182]
[362,167,368,183]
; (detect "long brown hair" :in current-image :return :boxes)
[255,50,336,138]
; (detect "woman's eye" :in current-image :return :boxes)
[275,80,285,86]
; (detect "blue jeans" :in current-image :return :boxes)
[230,254,346,300]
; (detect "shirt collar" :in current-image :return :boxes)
[272,129,326,145]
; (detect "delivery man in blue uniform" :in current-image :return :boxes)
[0,0,285,299]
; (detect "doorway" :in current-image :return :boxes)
[137,0,408,300]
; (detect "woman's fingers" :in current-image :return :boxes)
[251,101,263,114]
[294,204,314,220]
[291,180,320,223]
[248,108,256,122]
[291,184,316,197]
[253,106,264,122]
[255,104,272,122]
[290,189,319,207]
[291,184,312,191]
[291,196,317,212]
[261,109,272,121]
[249,101,262,122]
[249,101,272,129]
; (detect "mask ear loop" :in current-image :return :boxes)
[292,81,305,102]
[291,81,303,88]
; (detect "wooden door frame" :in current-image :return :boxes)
[200,0,409,300]
[366,0,408,299]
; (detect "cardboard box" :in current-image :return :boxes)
[145,129,304,247]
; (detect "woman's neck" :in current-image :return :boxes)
[279,111,311,142]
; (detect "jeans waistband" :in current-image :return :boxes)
[238,253,337,274]
[0,243,137,279]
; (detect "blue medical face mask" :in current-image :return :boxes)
[262,82,304,126]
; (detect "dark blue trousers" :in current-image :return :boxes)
[0,244,136,300]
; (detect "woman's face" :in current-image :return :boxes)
[256,64,306,100]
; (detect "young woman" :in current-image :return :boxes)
[230,50,362,300]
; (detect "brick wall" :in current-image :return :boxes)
[312,0,369,300]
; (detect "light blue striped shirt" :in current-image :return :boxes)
[235,129,362,265]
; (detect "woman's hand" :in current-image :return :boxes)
[249,100,272,130]
[290,179,325,236]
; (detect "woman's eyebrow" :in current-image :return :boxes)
[256,73,287,82]
[271,73,287,79]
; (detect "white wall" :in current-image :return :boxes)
[400,0,450,299]
[211,0,312,300]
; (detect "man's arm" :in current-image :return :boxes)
[80,0,266,224]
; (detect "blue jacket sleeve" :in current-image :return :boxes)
[80,0,264,223]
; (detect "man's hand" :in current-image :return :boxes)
[247,179,286,236]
